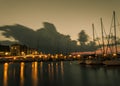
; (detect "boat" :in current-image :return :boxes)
[103,59,120,66]
[79,57,86,64]
[103,11,120,66]
[85,58,103,65]
[83,22,104,65]
[84,54,103,65]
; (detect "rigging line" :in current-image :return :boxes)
[102,21,108,54]
[94,28,103,54]
[101,18,106,55]
[109,13,114,37]
[106,13,114,54]
[102,19,113,54]
[116,15,120,35]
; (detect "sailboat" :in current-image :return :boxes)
[103,11,120,66]
[85,23,103,65]
[79,24,97,65]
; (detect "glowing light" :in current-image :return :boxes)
[113,53,117,56]
[14,47,17,49]
[103,54,107,57]
[48,54,51,56]
[88,56,92,59]
[32,55,35,58]
[32,62,38,86]
[39,55,42,58]
[64,56,66,59]
[55,55,58,59]
[44,55,47,58]
[20,62,24,86]
[77,54,80,57]
[51,62,54,80]
[56,63,58,79]
[69,55,72,57]
[3,63,8,86]
[60,54,63,57]
[34,51,38,55]
[24,56,26,59]
[40,62,43,80]
[21,52,25,56]
[5,52,9,55]
[13,57,16,60]
[51,55,54,59]
[73,56,76,59]
[60,62,64,80]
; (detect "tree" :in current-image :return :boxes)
[87,41,97,51]
[78,30,89,46]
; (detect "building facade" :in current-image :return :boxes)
[10,44,28,56]
[0,45,10,56]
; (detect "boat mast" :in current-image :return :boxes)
[92,24,103,54]
[100,18,105,55]
[92,24,95,43]
[113,11,117,54]
[92,24,96,54]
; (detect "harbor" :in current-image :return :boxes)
[0,54,80,63]
[1,61,120,86]
[1,0,120,86]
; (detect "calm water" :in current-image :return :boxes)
[0,61,120,86]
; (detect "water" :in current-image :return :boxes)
[0,61,120,86]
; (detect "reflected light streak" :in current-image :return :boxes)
[56,63,58,79]
[34,62,38,83]
[40,62,43,80]
[32,62,38,86]
[20,62,24,86]
[60,61,64,80]
[48,63,51,81]
[51,62,54,81]
[48,62,54,81]
[3,63,9,86]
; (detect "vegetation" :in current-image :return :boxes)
[0,22,100,54]
[78,30,88,46]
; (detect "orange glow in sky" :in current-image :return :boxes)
[0,0,120,40]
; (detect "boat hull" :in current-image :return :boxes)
[85,60,103,65]
[103,60,120,66]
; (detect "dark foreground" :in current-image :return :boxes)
[0,61,120,86]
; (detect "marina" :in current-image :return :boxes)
[0,1,120,86]
[0,61,120,86]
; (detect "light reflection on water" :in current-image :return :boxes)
[3,63,8,86]
[32,62,38,86]
[0,61,120,86]
[20,62,24,86]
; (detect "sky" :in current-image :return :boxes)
[0,0,120,41]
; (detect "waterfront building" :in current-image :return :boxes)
[10,44,28,56]
[10,44,39,56]
[0,44,10,56]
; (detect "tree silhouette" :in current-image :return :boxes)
[87,41,97,51]
[0,23,99,53]
[0,22,78,54]
[78,30,89,46]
